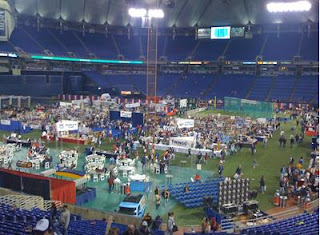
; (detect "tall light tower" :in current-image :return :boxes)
[128,8,164,106]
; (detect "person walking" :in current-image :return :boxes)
[260,176,266,194]
[155,194,161,210]
[290,134,295,148]
[218,163,223,177]
[201,217,207,234]
[167,212,175,235]
[59,205,70,235]
[252,159,257,169]
[108,176,114,193]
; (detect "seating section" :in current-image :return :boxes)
[0,75,62,96]
[0,203,132,235]
[248,76,273,101]
[52,30,88,58]
[193,40,228,60]
[1,26,318,62]
[241,211,319,235]
[225,36,264,61]
[300,32,319,61]
[10,27,44,54]
[114,35,140,59]
[292,76,319,103]
[208,75,254,100]
[268,76,296,102]
[163,179,222,208]
[78,32,118,59]
[184,233,229,235]
[24,27,67,56]
[165,36,196,60]
[263,33,300,60]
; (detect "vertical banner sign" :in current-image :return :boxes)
[0,9,6,38]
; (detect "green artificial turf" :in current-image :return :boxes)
[168,119,312,226]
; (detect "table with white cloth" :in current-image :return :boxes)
[148,143,216,157]
[117,158,134,167]
[118,165,135,177]
[128,174,149,182]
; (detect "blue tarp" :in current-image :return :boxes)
[0,120,31,134]
[76,187,96,206]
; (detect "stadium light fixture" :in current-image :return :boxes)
[267,1,311,12]
[128,8,164,18]
[148,9,164,18]
[128,8,147,17]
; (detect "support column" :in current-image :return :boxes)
[146,21,158,105]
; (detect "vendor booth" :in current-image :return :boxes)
[56,120,89,145]
[109,110,144,127]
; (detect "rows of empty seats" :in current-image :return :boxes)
[207,75,254,100]
[268,76,296,102]
[163,179,222,208]
[241,210,319,235]
[0,203,129,235]
[2,26,318,61]
[0,75,62,96]
[292,76,319,102]
[248,76,273,101]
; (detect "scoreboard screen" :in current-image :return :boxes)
[210,26,231,39]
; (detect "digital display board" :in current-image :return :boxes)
[211,26,230,39]
[31,55,144,64]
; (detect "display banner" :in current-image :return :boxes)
[120,111,132,118]
[0,119,10,125]
[179,99,187,108]
[176,118,194,129]
[169,136,195,148]
[56,120,78,132]
[125,102,140,108]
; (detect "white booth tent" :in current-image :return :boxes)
[0,96,31,110]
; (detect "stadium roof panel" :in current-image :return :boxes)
[12,0,319,27]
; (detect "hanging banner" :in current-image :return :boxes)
[59,102,72,107]
[120,111,132,118]
[176,118,195,129]
[179,99,187,108]
[125,102,140,108]
[56,120,78,132]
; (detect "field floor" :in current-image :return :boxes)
[0,111,313,226]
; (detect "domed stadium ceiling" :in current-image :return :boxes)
[11,0,319,28]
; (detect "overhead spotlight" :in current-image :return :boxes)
[128,8,164,18]
[148,9,164,18]
[128,8,147,17]
[267,1,311,12]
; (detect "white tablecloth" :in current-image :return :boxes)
[128,174,148,182]
[149,143,222,157]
